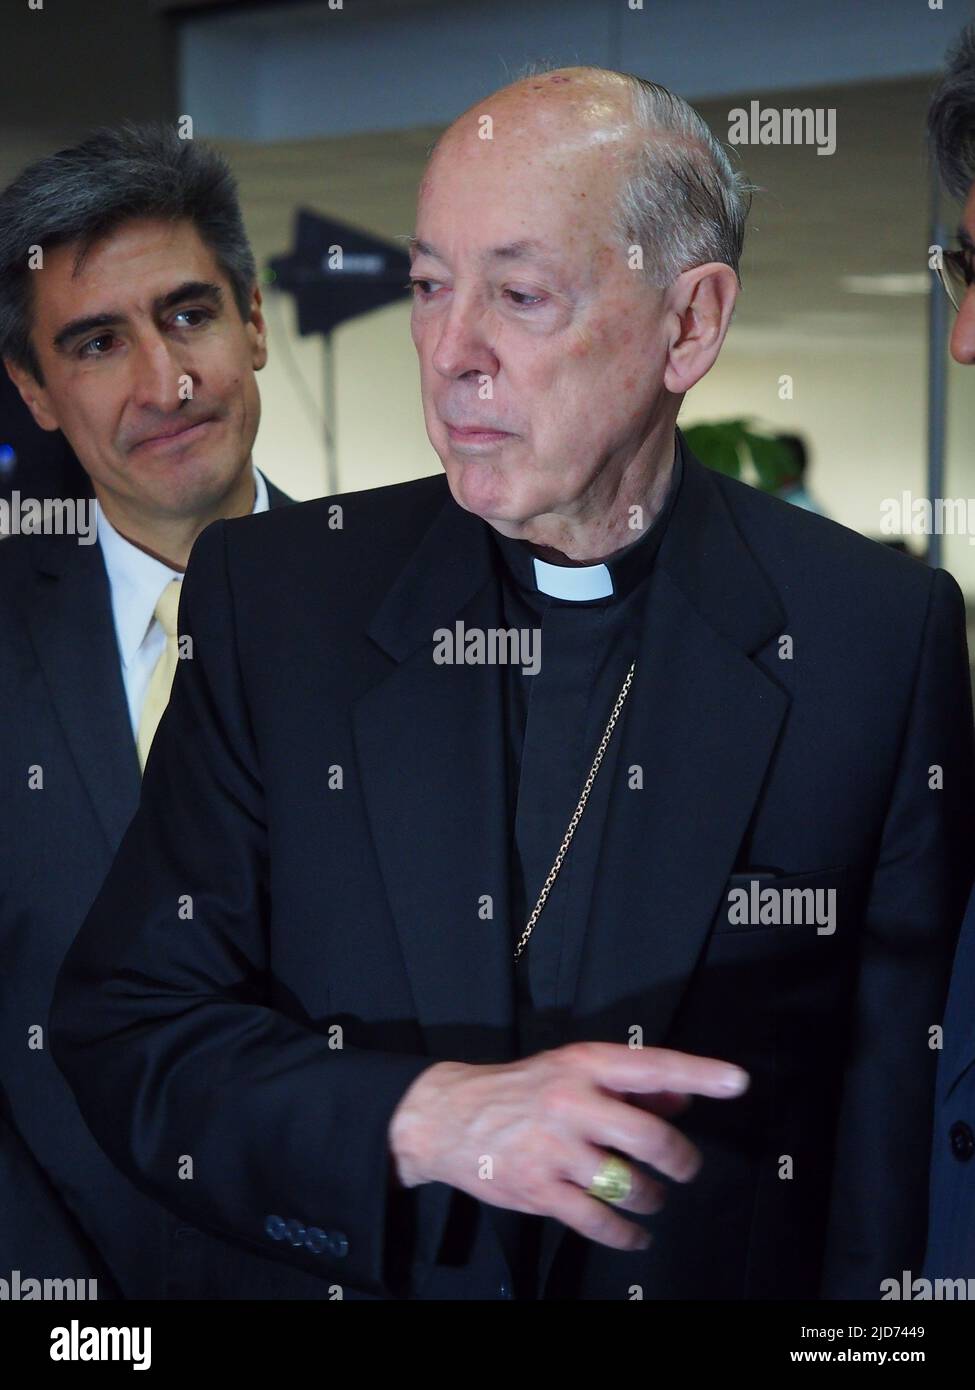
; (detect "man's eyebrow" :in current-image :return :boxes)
[487,239,553,263]
[53,311,122,353]
[52,281,225,352]
[407,237,558,266]
[154,280,224,314]
[407,238,441,261]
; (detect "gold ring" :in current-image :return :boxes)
[586,1154,633,1205]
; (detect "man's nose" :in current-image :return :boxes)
[950,286,975,364]
[128,332,188,412]
[430,297,498,380]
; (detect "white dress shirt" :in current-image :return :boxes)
[97,466,269,740]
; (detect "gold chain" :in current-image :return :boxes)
[513,660,636,961]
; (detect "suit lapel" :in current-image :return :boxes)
[24,534,140,852]
[352,491,517,1064]
[565,459,790,1035]
[22,478,289,852]
[939,886,975,1100]
[537,444,791,1290]
[265,479,293,510]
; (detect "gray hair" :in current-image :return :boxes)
[0,121,257,384]
[928,23,975,200]
[614,75,753,288]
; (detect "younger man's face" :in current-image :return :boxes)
[6,216,266,522]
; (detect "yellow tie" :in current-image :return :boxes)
[136,579,183,772]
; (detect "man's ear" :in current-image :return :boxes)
[247,285,268,373]
[4,357,60,432]
[662,263,738,396]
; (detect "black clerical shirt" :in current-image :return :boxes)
[485,439,683,1297]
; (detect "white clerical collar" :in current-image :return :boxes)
[531,556,613,601]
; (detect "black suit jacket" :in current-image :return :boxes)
[0,473,297,1298]
[924,877,975,1282]
[49,437,975,1299]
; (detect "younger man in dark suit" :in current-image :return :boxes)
[0,123,292,1297]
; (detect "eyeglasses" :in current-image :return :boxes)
[934,241,975,311]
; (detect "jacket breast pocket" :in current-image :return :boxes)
[712,865,855,937]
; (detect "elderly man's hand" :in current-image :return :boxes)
[387,1042,749,1250]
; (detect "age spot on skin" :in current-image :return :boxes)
[566,327,593,358]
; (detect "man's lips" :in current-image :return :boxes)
[445,423,513,443]
[131,417,216,452]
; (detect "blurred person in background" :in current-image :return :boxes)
[924,22,975,1286]
[773,432,828,515]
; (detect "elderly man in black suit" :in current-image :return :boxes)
[51,70,974,1301]
[0,124,293,1298]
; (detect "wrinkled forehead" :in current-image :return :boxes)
[415,126,630,274]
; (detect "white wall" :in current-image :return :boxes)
[253,295,436,501]
[180,0,970,139]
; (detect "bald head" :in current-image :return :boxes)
[438,66,638,144]
[422,67,641,221]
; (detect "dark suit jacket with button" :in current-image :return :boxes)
[48,438,975,1300]
[0,474,306,1299]
[924,880,975,1281]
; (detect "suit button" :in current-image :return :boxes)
[305,1227,328,1255]
[499,1282,512,1299]
[327,1232,349,1258]
[265,1214,286,1241]
[950,1120,975,1161]
[284,1219,307,1246]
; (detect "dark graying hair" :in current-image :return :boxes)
[0,121,256,383]
[928,24,975,200]
[614,75,754,289]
